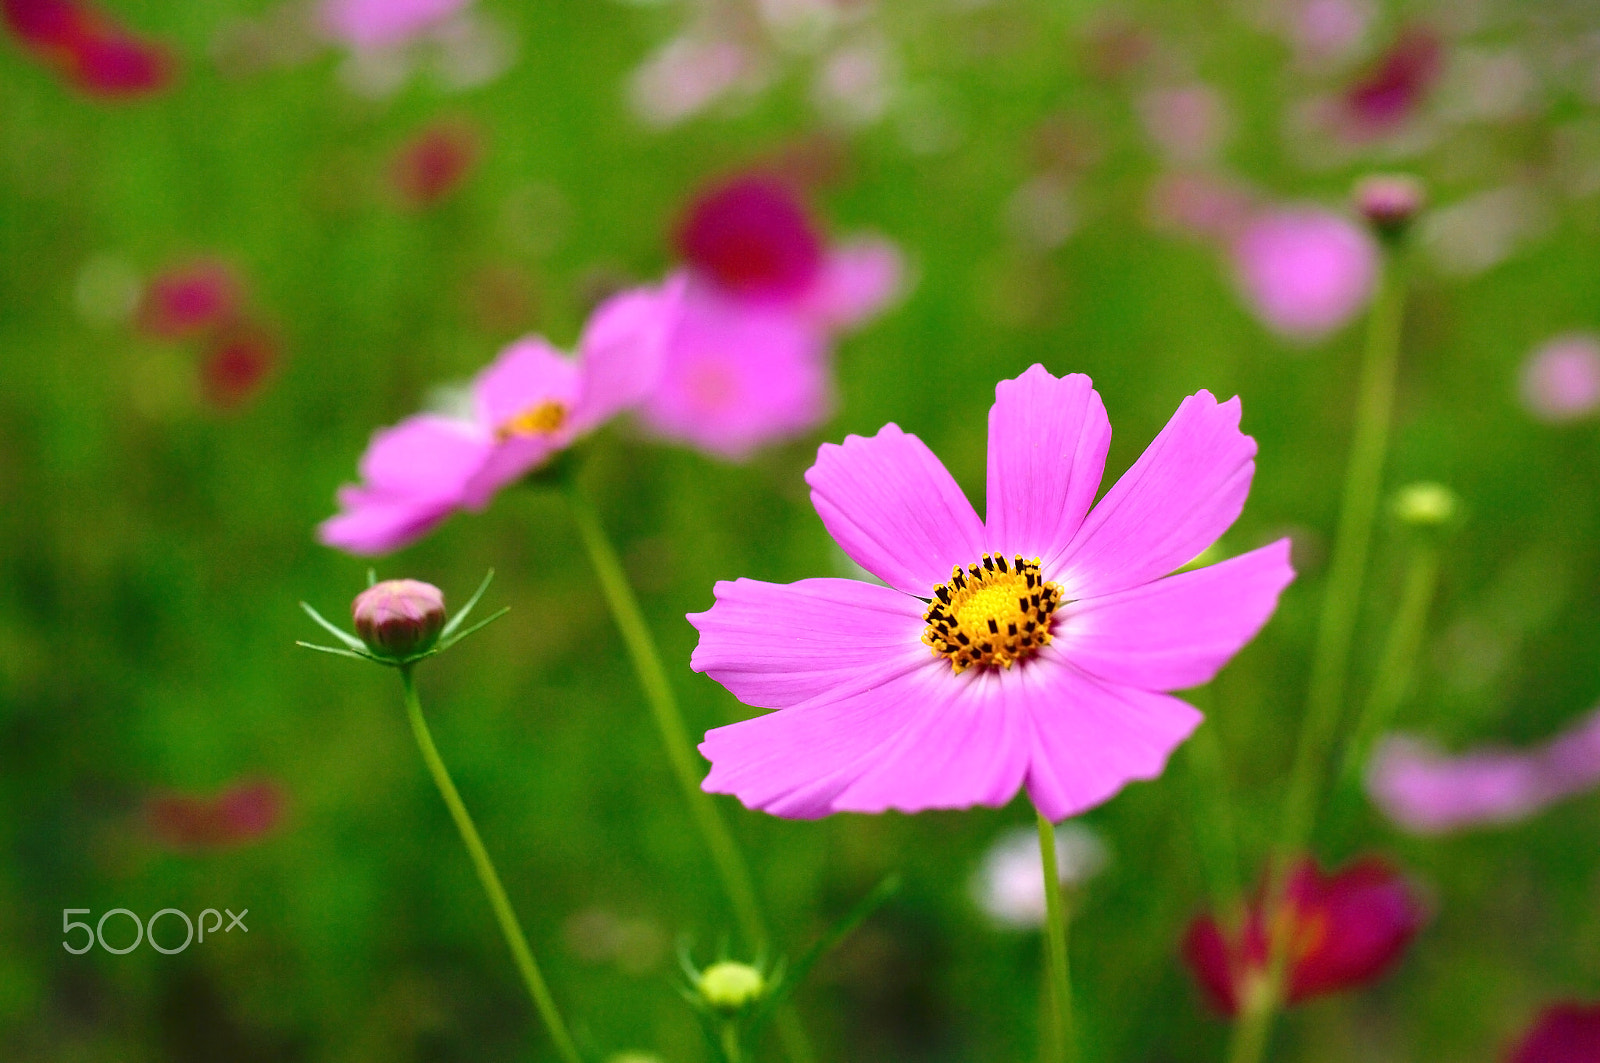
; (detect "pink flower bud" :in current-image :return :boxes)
[1353,174,1426,236]
[352,579,446,658]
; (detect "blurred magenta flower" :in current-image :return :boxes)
[676,174,825,300]
[1367,707,1600,834]
[1231,207,1378,341]
[639,174,902,459]
[201,325,279,411]
[1183,857,1424,1016]
[319,279,682,555]
[691,365,1292,819]
[137,260,243,340]
[4,0,172,98]
[1520,333,1600,423]
[145,779,285,851]
[390,119,480,209]
[1507,1002,1600,1063]
[319,0,471,50]
[1339,25,1442,139]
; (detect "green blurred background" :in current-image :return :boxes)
[3,0,1600,1060]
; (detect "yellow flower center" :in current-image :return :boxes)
[496,400,568,441]
[922,554,1064,674]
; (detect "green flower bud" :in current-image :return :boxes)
[352,579,446,658]
[1393,482,1459,527]
[697,961,765,1013]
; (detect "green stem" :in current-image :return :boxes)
[1181,690,1244,924]
[721,1021,744,1063]
[399,668,583,1063]
[564,481,814,1063]
[1227,252,1409,1063]
[1335,541,1440,794]
[1036,807,1076,1063]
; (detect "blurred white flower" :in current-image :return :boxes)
[629,33,768,127]
[814,34,897,127]
[971,823,1108,929]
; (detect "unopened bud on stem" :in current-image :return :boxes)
[352,580,447,659]
[1353,174,1426,238]
[697,961,765,1013]
[1393,482,1458,527]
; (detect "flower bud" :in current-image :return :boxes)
[1353,174,1426,238]
[1393,482,1458,527]
[697,961,765,1013]
[352,579,446,658]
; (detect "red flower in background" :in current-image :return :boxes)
[390,120,481,209]
[675,174,824,299]
[1508,1002,1600,1063]
[145,780,285,851]
[201,326,279,410]
[1183,857,1425,1016]
[3,0,173,98]
[137,260,242,340]
[1340,26,1442,138]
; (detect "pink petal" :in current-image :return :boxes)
[689,577,928,710]
[797,237,905,332]
[319,0,471,49]
[1056,539,1295,692]
[355,414,490,496]
[984,365,1111,563]
[806,424,987,596]
[1052,390,1256,599]
[571,276,685,432]
[637,282,832,461]
[700,659,1028,818]
[472,336,584,433]
[318,487,456,555]
[1022,651,1203,820]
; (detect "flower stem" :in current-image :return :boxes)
[1336,540,1441,796]
[564,481,814,1063]
[398,667,583,1063]
[1036,806,1076,1063]
[1228,250,1409,1063]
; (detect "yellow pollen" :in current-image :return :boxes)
[496,400,568,441]
[921,554,1064,674]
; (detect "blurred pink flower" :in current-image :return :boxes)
[1368,708,1600,834]
[1520,334,1600,423]
[629,33,764,128]
[4,0,173,98]
[1288,0,1371,67]
[1146,172,1255,242]
[1507,1002,1600,1063]
[691,365,1293,819]
[635,283,831,462]
[201,325,279,411]
[1230,207,1378,341]
[319,279,682,555]
[390,119,480,209]
[1184,857,1424,1016]
[138,260,243,340]
[319,0,471,50]
[1139,84,1230,166]
[1339,25,1443,139]
[146,779,285,851]
[640,173,903,460]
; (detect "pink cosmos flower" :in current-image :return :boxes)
[319,280,682,555]
[319,0,471,50]
[145,779,285,851]
[1183,857,1424,1016]
[690,365,1294,819]
[1340,25,1443,140]
[638,174,903,460]
[390,119,480,209]
[1231,207,1378,341]
[1507,1002,1600,1063]
[4,0,173,98]
[1367,707,1600,834]
[1520,334,1600,423]
[137,260,243,340]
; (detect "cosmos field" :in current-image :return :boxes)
[4,1,1600,1061]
